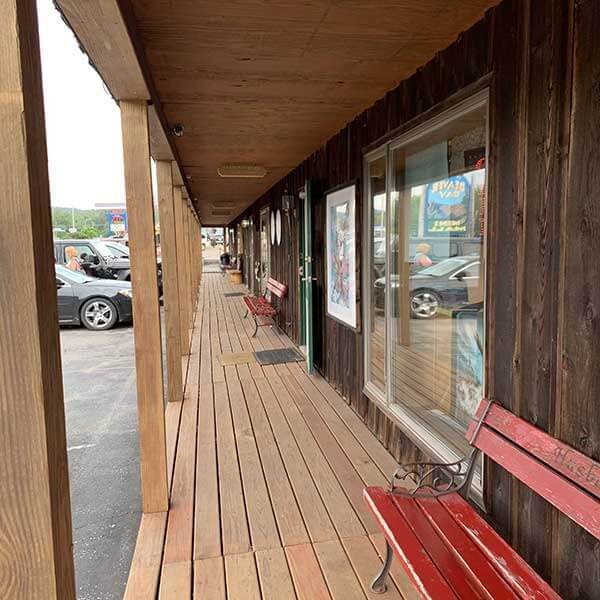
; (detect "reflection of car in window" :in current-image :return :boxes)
[373,255,481,318]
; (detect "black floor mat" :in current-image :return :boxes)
[253,347,304,366]
[223,292,246,297]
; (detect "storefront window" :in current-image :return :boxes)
[365,155,387,394]
[363,92,488,465]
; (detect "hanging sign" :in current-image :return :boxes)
[424,175,470,236]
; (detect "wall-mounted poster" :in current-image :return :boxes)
[326,184,357,329]
[424,175,470,236]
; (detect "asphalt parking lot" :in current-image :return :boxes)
[61,322,140,600]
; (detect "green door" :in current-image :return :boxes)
[302,180,314,374]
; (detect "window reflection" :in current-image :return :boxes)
[389,104,487,457]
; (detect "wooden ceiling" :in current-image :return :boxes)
[60,1,499,225]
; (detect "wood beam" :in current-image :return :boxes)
[173,183,190,354]
[156,160,183,404]
[0,1,76,597]
[120,100,168,513]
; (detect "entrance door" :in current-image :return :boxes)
[300,180,315,374]
[259,208,271,294]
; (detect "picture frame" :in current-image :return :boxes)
[325,183,358,329]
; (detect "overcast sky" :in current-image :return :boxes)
[37,0,127,210]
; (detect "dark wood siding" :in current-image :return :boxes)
[231,1,599,596]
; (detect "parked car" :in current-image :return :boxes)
[373,255,481,319]
[54,238,162,294]
[55,264,133,330]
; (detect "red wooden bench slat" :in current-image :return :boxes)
[364,487,459,599]
[266,277,288,298]
[474,425,600,540]
[414,496,517,599]
[390,495,486,599]
[476,403,600,501]
[438,494,561,600]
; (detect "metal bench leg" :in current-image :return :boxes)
[371,541,393,594]
[252,316,258,337]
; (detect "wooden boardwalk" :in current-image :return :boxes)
[124,271,415,600]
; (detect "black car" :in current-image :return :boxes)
[55,264,133,330]
[54,238,163,294]
[374,256,481,319]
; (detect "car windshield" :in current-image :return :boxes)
[418,257,470,277]
[104,242,129,258]
[55,264,95,284]
[92,240,120,259]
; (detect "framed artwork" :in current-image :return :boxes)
[326,183,357,329]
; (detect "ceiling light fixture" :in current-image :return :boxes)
[217,164,267,178]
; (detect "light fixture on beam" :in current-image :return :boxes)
[217,164,267,178]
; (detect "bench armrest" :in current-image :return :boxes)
[390,448,479,498]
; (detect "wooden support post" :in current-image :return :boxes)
[120,100,168,513]
[156,161,183,404]
[0,2,76,597]
[173,183,190,354]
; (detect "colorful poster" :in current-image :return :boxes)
[326,184,357,329]
[424,175,470,236]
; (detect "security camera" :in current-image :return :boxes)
[171,124,184,137]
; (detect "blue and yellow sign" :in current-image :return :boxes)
[424,175,470,236]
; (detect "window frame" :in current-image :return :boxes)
[363,146,389,404]
[362,89,489,501]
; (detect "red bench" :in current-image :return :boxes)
[364,398,600,598]
[242,277,288,337]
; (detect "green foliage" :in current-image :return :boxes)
[52,207,109,239]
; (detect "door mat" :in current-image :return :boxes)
[223,292,246,297]
[219,351,256,366]
[253,347,304,366]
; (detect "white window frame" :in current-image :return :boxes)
[362,88,489,501]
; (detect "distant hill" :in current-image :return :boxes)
[52,207,110,239]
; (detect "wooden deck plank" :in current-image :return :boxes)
[286,543,332,600]
[277,364,383,533]
[267,370,367,539]
[159,561,192,599]
[194,557,226,600]
[214,380,251,555]
[194,383,221,559]
[225,552,262,600]
[128,273,425,600]
[287,365,389,487]
[314,540,367,600]
[163,370,199,565]
[123,512,168,600]
[288,363,399,477]
[255,547,297,600]
[253,376,337,543]
[241,377,310,547]
[227,377,281,551]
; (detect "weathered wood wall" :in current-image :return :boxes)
[230,1,600,596]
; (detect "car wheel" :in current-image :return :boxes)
[410,290,441,319]
[80,298,118,330]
